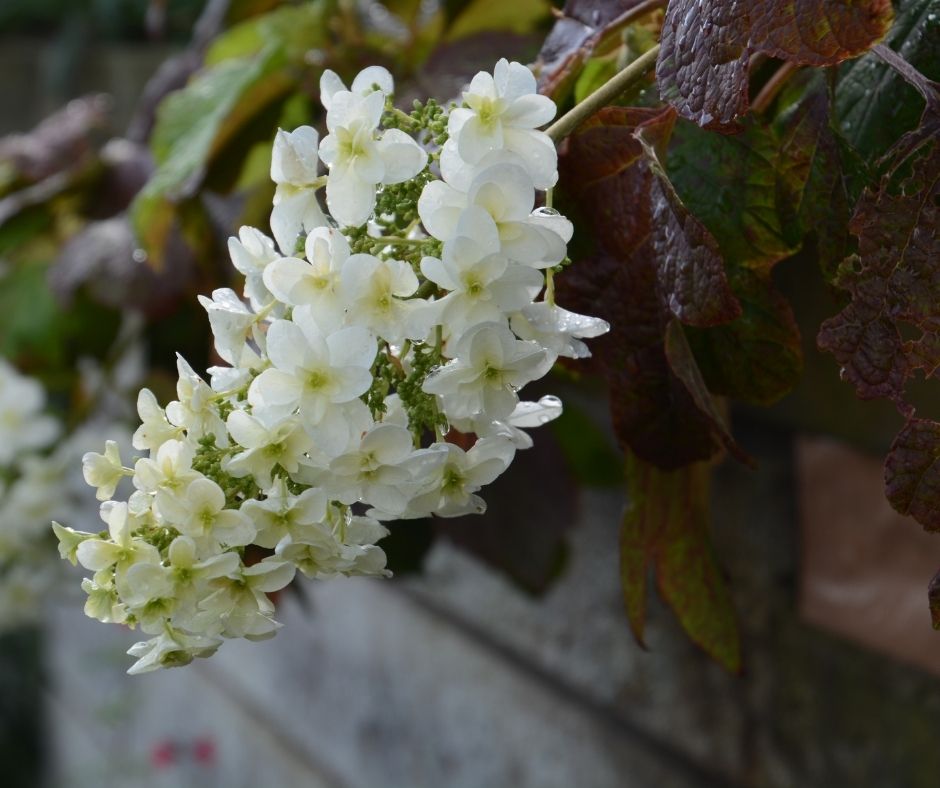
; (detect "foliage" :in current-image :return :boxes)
[544,0,939,666]
[3,0,939,670]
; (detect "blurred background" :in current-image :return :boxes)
[1,1,940,786]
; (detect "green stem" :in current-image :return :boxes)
[381,237,428,246]
[545,44,660,144]
[388,106,418,129]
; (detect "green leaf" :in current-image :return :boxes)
[131,48,291,264]
[621,452,741,672]
[687,268,803,407]
[446,0,550,40]
[835,0,940,161]
[668,119,798,270]
[206,0,333,65]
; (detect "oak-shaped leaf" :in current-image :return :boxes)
[657,0,894,130]
[817,139,939,408]
[686,267,803,407]
[663,319,754,467]
[621,452,741,672]
[555,106,742,469]
[836,0,940,161]
[885,419,940,533]
[930,570,940,630]
[668,87,861,276]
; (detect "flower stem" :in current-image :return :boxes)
[545,44,660,144]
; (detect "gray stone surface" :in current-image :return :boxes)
[43,421,940,787]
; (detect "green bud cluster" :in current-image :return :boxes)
[396,342,448,441]
[383,97,449,148]
[192,435,261,508]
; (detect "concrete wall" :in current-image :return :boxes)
[43,420,940,788]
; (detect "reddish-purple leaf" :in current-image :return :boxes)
[536,0,660,100]
[930,570,940,630]
[885,419,940,533]
[656,0,750,130]
[657,0,894,130]
[621,452,741,672]
[556,107,742,469]
[687,268,803,407]
[750,0,894,66]
[817,140,939,408]
[556,249,721,468]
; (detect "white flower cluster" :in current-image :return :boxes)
[0,360,117,630]
[55,59,608,674]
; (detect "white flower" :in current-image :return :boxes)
[419,164,567,266]
[270,126,328,255]
[319,90,426,226]
[82,577,127,624]
[474,394,564,449]
[52,521,94,565]
[241,479,328,549]
[166,356,228,445]
[320,66,394,109]
[322,422,417,514]
[198,288,257,366]
[340,253,421,341]
[82,440,126,501]
[402,437,515,518]
[263,226,349,325]
[194,557,295,640]
[224,410,312,489]
[423,323,554,421]
[276,503,389,578]
[420,213,542,341]
[228,226,280,308]
[132,388,183,453]
[122,535,239,628]
[511,302,610,359]
[0,359,59,465]
[126,627,222,675]
[75,502,159,575]
[133,439,199,495]
[155,478,255,550]
[248,307,375,424]
[447,59,557,188]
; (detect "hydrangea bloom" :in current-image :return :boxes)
[56,60,609,673]
[0,360,130,630]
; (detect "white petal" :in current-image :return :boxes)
[504,93,556,128]
[350,66,394,97]
[325,166,375,227]
[456,114,503,164]
[377,129,427,184]
[498,60,537,101]
[271,126,320,185]
[327,325,377,369]
[319,69,347,110]
[417,180,465,241]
